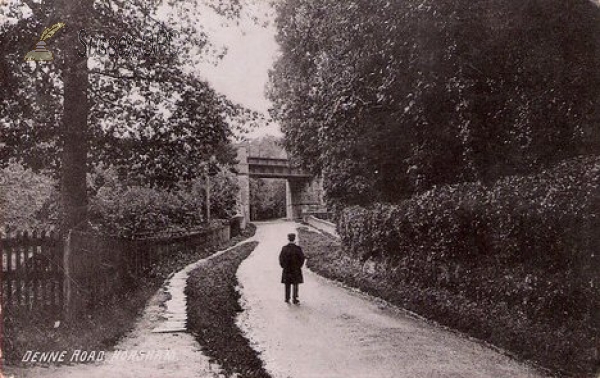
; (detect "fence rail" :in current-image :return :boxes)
[2,223,231,319]
[1,231,64,315]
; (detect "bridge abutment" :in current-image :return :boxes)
[236,146,251,229]
[286,178,325,220]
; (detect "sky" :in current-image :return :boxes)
[1,0,284,139]
[167,0,283,138]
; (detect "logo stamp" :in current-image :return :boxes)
[24,22,65,61]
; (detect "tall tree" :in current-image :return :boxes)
[58,0,93,230]
[1,0,260,230]
[269,0,600,207]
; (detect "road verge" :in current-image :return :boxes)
[186,240,272,378]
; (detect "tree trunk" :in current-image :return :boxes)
[55,0,93,231]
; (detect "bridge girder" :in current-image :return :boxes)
[247,157,312,179]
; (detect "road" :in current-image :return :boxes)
[236,221,546,378]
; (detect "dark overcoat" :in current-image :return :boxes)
[279,243,305,284]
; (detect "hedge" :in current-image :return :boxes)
[338,155,600,332]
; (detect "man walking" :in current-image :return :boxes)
[279,233,306,304]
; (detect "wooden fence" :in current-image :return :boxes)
[1,231,64,317]
[2,224,231,319]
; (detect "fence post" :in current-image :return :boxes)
[588,191,600,358]
[0,230,4,373]
[63,230,74,320]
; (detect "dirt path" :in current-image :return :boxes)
[237,221,547,378]
[5,257,230,378]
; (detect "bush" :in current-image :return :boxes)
[250,178,286,221]
[337,155,600,373]
[89,185,201,237]
[340,155,600,272]
[0,163,57,231]
[88,168,239,238]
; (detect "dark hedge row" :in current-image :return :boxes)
[338,156,600,375]
[186,241,270,378]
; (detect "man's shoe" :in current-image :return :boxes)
[285,299,290,303]
[293,299,300,304]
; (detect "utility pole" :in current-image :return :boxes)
[204,155,217,223]
[205,172,211,222]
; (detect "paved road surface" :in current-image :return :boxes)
[237,221,546,378]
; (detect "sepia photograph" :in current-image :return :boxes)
[1,0,600,377]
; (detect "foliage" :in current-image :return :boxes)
[90,185,198,237]
[249,178,286,220]
[247,136,287,220]
[246,135,287,159]
[88,166,238,238]
[0,161,239,235]
[0,0,262,227]
[0,163,57,231]
[299,227,599,377]
[338,155,600,274]
[0,12,256,180]
[336,156,600,370]
[198,166,240,220]
[269,0,600,206]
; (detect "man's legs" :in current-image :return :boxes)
[292,284,299,303]
[284,283,291,303]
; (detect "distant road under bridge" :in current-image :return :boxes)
[236,145,325,228]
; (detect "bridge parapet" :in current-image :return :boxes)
[247,157,312,179]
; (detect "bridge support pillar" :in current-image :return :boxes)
[285,180,298,220]
[236,146,250,229]
[286,177,325,221]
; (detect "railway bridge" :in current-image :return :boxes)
[235,145,325,228]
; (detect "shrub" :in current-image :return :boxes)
[88,167,239,238]
[89,185,202,237]
[338,155,600,325]
[301,228,599,376]
[0,163,57,231]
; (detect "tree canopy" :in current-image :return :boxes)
[269,0,600,207]
[1,0,261,228]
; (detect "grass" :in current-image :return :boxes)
[4,285,158,366]
[186,241,272,378]
[3,223,257,367]
[298,227,600,378]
